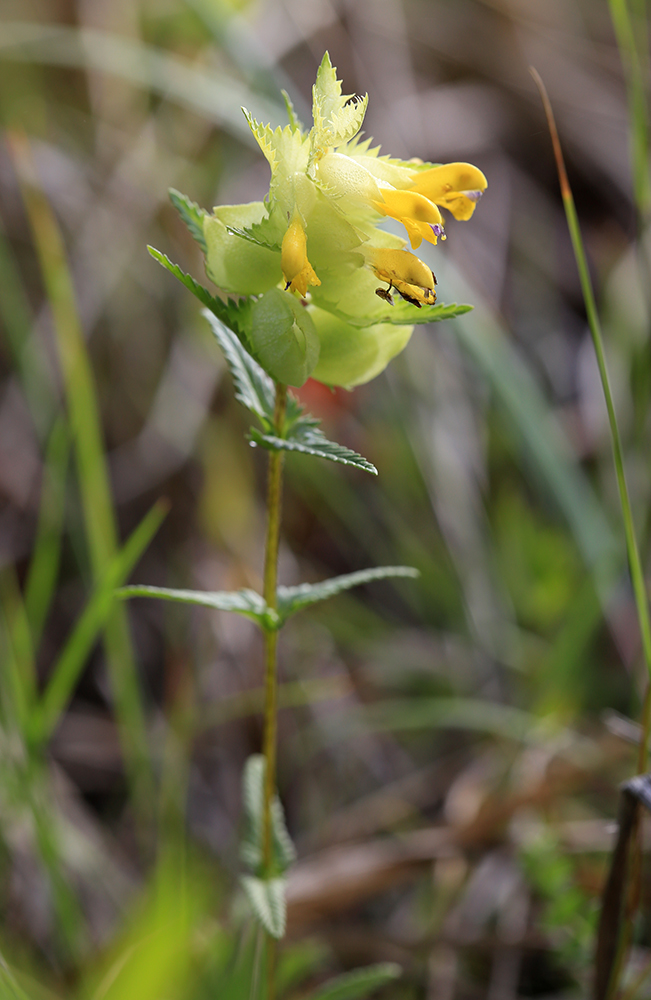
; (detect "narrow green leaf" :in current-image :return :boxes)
[249,428,378,475]
[240,755,296,876]
[276,566,419,625]
[117,584,276,629]
[23,416,70,646]
[169,188,208,252]
[30,500,168,747]
[309,963,401,1000]
[360,697,536,743]
[0,568,37,736]
[0,22,286,147]
[202,309,275,425]
[0,953,37,1000]
[14,145,153,790]
[241,875,287,940]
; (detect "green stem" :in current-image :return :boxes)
[260,382,287,1000]
[261,382,287,869]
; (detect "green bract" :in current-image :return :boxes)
[195,53,486,388]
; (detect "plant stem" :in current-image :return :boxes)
[260,381,287,1000]
[262,382,287,869]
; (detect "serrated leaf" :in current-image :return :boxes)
[240,755,296,876]
[241,875,287,939]
[276,566,419,625]
[318,296,473,329]
[311,54,367,156]
[242,109,309,202]
[321,95,368,148]
[309,964,402,1000]
[202,309,276,426]
[370,300,474,326]
[311,52,347,135]
[225,223,282,253]
[169,188,208,252]
[116,584,277,628]
[249,427,378,474]
[148,246,251,339]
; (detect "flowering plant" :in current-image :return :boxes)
[128,54,486,995]
[159,52,486,388]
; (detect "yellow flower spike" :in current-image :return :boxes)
[198,54,487,387]
[409,162,488,221]
[365,247,437,307]
[281,213,321,297]
[371,189,445,249]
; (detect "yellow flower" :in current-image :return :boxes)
[365,247,437,307]
[201,54,486,387]
[409,163,488,221]
[371,190,445,250]
[281,213,321,296]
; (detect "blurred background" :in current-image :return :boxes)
[0,0,650,996]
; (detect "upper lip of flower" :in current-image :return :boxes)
[370,188,446,249]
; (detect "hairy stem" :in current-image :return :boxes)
[260,382,287,1000]
[262,382,287,870]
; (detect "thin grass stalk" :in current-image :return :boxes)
[261,381,287,1000]
[531,68,651,999]
[608,0,651,220]
[530,69,651,700]
[8,132,154,811]
[23,416,70,647]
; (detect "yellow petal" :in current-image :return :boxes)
[372,189,444,248]
[281,214,321,296]
[365,247,436,306]
[409,162,487,221]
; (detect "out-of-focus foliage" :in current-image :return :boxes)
[0,0,650,996]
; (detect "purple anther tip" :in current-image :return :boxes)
[431,223,444,237]
[463,189,483,202]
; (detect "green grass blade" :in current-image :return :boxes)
[358,696,537,743]
[0,952,41,1000]
[0,568,37,736]
[308,964,402,1000]
[11,133,154,795]
[29,500,168,748]
[0,218,57,439]
[531,71,651,691]
[608,0,651,217]
[444,285,618,592]
[0,23,285,144]
[23,416,70,646]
